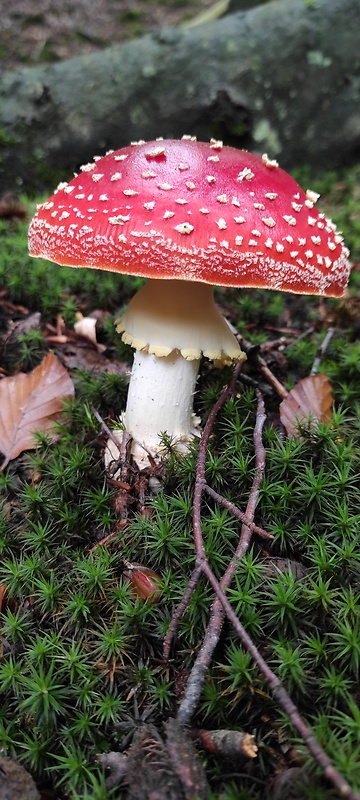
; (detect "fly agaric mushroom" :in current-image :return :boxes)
[28,137,350,467]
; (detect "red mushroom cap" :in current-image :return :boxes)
[28,137,351,297]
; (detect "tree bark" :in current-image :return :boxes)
[0,0,359,192]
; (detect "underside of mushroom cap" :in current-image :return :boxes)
[116,279,245,364]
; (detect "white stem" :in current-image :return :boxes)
[105,350,201,470]
[125,350,200,463]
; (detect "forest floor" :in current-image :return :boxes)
[0,0,217,70]
[0,3,360,799]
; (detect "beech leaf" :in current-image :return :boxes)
[280,373,333,437]
[0,352,74,469]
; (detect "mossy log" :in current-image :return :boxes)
[0,0,359,191]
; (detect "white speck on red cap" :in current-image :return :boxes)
[174,222,194,234]
[262,153,279,168]
[80,162,96,172]
[306,189,321,204]
[237,167,254,181]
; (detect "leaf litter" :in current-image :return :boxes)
[279,373,334,437]
[0,351,74,469]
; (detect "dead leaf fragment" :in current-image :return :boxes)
[0,352,74,469]
[74,314,98,345]
[280,373,333,437]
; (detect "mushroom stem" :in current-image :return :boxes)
[125,349,201,463]
[105,350,201,470]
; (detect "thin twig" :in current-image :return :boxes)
[163,364,244,660]
[92,406,123,453]
[238,336,288,399]
[192,364,244,560]
[289,325,315,345]
[260,336,293,352]
[310,327,336,376]
[203,485,273,541]
[177,391,266,725]
[169,369,359,799]
[163,563,203,662]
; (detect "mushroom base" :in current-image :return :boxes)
[105,349,201,470]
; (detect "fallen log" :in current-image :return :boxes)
[0,0,359,191]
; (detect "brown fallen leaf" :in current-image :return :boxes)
[279,373,333,437]
[0,352,74,470]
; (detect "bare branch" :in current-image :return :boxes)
[177,391,266,725]
[163,563,203,663]
[203,485,273,541]
[310,327,336,376]
[238,336,288,399]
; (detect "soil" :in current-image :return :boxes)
[0,0,216,71]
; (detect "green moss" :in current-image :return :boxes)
[0,129,19,147]
[0,372,359,795]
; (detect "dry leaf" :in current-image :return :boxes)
[0,352,74,469]
[280,373,333,437]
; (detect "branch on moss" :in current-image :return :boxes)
[310,327,336,376]
[176,388,266,726]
